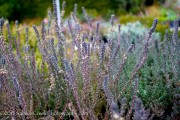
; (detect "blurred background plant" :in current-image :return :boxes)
[0,0,179,39]
[0,0,179,22]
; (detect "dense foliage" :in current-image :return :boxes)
[0,0,51,21]
[0,0,172,21]
[0,0,180,120]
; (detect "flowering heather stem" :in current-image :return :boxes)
[81,51,90,105]
[29,53,38,116]
[41,20,46,45]
[0,18,4,35]
[99,42,105,65]
[110,14,115,26]
[1,54,6,70]
[162,31,171,87]
[13,35,20,58]
[30,49,36,79]
[15,21,20,54]
[25,27,29,43]
[52,0,65,43]
[0,68,7,89]
[6,23,11,41]
[49,55,59,72]
[112,44,134,87]
[23,52,41,103]
[61,1,66,17]
[52,0,66,68]
[133,97,150,120]
[32,25,42,48]
[75,24,82,71]
[50,38,58,62]
[103,75,114,106]
[127,78,139,118]
[170,19,180,80]
[120,97,127,117]
[32,25,49,62]
[82,7,92,29]
[67,20,76,61]
[73,3,78,19]
[96,22,100,34]
[63,60,86,119]
[117,19,158,99]
[172,19,179,46]
[103,75,120,119]
[12,74,27,114]
[12,37,23,80]
[92,22,100,56]
[108,25,121,80]
[67,20,75,42]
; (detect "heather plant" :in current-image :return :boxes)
[137,19,180,119]
[0,0,180,120]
